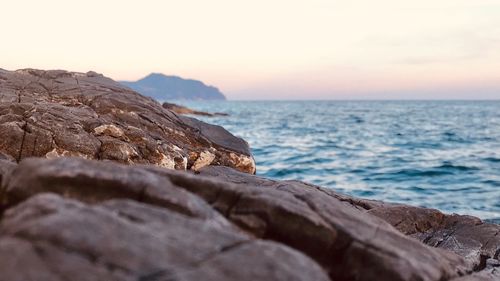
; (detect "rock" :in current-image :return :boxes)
[1,157,229,228]
[162,102,229,117]
[0,159,16,190]
[198,167,500,274]
[179,116,255,173]
[198,166,500,281]
[450,261,500,281]
[0,152,15,162]
[365,205,500,271]
[0,69,254,173]
[2,157,498,281]
[0,69,498,280]
[0,193,329,281]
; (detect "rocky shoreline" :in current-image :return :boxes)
[0,69,498,281]
[0,68,254,174]
[162,102,229,117]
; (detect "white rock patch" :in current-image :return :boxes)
[93,124,124,138]
[229,152,256,174]
[45,148,90,159]
[158,153,176,170]
[192,151,216,171]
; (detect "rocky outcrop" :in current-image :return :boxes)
[0,157,498,281]
[0,69,254,173]
[162,102,229,117]
[0,68,498,280]
[0,158,16,189]
[0,193,329,281]
[367,205,500,271]
[198,166,500,281]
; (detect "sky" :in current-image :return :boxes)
[1,0,500,100]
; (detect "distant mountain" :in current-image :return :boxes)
[120,73,226,101]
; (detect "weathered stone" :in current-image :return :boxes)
[0,69,254,173]
[198,166,500,281]
[0,193,329,281]
[162,102,229,117]
[192,150,216,171]
[1,157,491,281]
[365,204,500,272]
[450,260,500,281]
[1,157,229,228]
[0,159,16,189]
[198,166,500,275]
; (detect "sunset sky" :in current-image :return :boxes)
[1,0,499,99]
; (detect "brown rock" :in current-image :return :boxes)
[199,167,500,275]
[366,204,500,272]
[0,69,254,173]
[3,158,496,281]
[0,158,16,189]
[0,193,329,281]
[450,259,500,280]
[198,166,500,281]
[162,102,229,117]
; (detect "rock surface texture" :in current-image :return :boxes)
[162,102,229,117]
[0,68,498,281]
[0,69,254,173]
[0,157,498,281]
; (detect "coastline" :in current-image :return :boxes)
[0,68,498,280]
[176,100,500,222]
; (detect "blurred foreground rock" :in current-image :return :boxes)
[0,158,498,281]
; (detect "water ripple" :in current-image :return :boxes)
[181,100,500,220]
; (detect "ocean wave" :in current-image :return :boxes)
[484,218,500,225]
[436,163,479,171]
[185,100,500,219]
[264,168,309,178]
[482,180,500,187]
[378,169,454,179]
[483,157,500,163]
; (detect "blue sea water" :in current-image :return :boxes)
[177,100,500,221]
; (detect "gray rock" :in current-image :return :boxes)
[0,69,254,173]
[2,158,497,281]
[366,203,500,272]
[0,158,16,188]
[162,102,229,117]
[198,165,500,281]
[0,193,328,281]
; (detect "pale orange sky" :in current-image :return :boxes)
[1,0,500,99]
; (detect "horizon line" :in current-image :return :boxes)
[175,98,500,102]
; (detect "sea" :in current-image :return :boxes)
[176,100,500,222]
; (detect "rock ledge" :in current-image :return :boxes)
[0,69,255,174]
